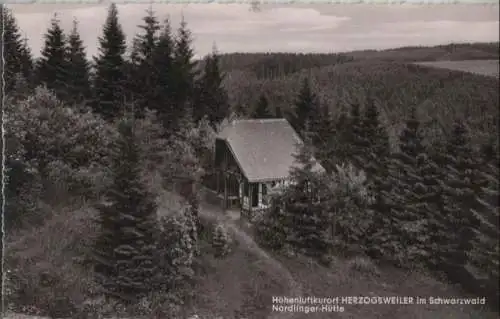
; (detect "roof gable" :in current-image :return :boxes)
[217,118,324,182]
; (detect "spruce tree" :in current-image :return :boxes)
[359,98,391,184]
[252,94,272,119]
[322,108,350,171]
[292,78,319,136]
[151,18,175,132]
[195,46,230,127]
[65,18,91,106]
[386,106,431,267]
[93,3,127,121]
[284,132,332,259]
[93,116,158,300]
[2,7,33,94]
[36,14,69,100]
[440,121,482,271]
[470,158,499,301]
[344,103,365,170]
[129,7,160,117]
[171,17,197,130]
[358,99,393,262]
[311,103,334,159]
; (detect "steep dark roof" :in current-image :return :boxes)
[217,118,324,183]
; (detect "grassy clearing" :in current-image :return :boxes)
[189,211,291,319]
[414,60,499,78]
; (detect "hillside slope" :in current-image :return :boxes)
[223,60,498,146]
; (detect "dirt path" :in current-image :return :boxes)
[198,202,303,319]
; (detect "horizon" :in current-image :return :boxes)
[8,3,499,60]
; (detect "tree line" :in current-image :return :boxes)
[3,5,230,131]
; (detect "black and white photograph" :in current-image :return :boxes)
[1,2,499,318]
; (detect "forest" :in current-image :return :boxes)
[1,3,499,319]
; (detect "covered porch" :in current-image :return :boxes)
[203,170,282,219]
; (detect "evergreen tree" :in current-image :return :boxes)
[358,99,393,262]
[171,17,197,130]
[282,133,332,259]
[252,94,272,119]
[2,7,33,94]
[440,121,482,270]
[65,18,91,106]
[129,7,161,117]
[359,98,391,183]
[310,103,334,158]
[93,116,158,300]
[292,78,319,136]
[320,108,350,171]
[35,14,68,100]
[343,103,365,170]
[195,46,230,128]
[383,106,431,267]
[470,158,499,303]
[93,4,127,121]
[151,18,175,132]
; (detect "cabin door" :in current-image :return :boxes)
[251,183,259,207]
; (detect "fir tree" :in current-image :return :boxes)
[151,18,175,132]
[129,7,161,117]
[92,4,127,121]
[65,18,91,106]
[440,121,482,270]
[343,103,365,170]
[310,103,334,160]
[384,106,431,267]
[321,108,350,171]
[252,94,272,119]
[195,46,230,128]
[171,17,197,130]
[35,14,68,100]
[2,7,33,94]
[469,159,499,297]
[93,116,158,300]
[292,78,319,136]
[283,132,332,259]
[359,98,391,183]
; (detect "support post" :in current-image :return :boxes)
[248,182,253,219]
[223,172,228,211]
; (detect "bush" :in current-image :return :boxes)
[5,87,115,228]
[212,223,232,258]
[347,256,380,277]
[5,205,100,317]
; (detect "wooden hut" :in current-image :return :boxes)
[208,118,324,218]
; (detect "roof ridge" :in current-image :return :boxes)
[232,118,287,124]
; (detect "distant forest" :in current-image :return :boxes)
[2,3,499,318]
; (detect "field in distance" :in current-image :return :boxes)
[414,59,499,78]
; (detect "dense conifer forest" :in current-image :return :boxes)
[1,4,499,319]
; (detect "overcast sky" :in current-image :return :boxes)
[8,3,499,59]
